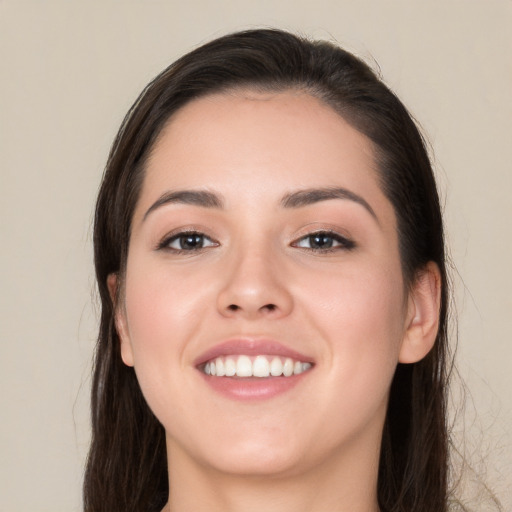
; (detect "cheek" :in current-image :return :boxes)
[303,271,406,448]
[124,262,209,353]
[122,258,214,405]
[295,262,406,393]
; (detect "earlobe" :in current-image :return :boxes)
[107,273,135,367]
[399,262,442,364]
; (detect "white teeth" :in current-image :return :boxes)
[253,355,270,377]
[202,355,312,378]
[282,358,294,377]
[270,357,283,376]
[302,362,312,372]
[225,357,236,376]
[215,357,225,377]
[236,355,253,377]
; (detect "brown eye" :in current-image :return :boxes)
[161,232,218,252]
[293,231,355,251]
[176,234,206,250]
[308,234,335,249]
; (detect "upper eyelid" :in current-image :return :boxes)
[292,229,353,242]
[159,226,215,240]
[168,232,216,242]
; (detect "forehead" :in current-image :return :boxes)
[150,90,376,178]
[137,90,394,228]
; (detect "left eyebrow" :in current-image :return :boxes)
[281,187,378,222]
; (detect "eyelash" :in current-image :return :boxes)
[156,230,355,254]
[291,230,356,253]
[157,230,219,254]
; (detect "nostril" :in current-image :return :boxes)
[226,303,277,313]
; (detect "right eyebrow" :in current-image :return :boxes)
[142,190,224,222]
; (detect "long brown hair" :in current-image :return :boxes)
[86,29,451,512]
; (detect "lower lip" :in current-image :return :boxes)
[199,371,311,401]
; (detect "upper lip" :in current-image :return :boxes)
[194,338,314,367]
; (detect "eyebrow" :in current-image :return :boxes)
[142,186,378,223]
[281,187,378,221]
[143,190,224,221]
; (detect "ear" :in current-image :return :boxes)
[399,262,442,364]
[107,273,134,367]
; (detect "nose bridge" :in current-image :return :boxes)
[217,237,293,318]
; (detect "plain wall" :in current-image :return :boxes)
[1,1,510,510]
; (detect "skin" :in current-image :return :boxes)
[111,90,441,512]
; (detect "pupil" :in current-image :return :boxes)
[311,234,333,249]
[180,234,203,249]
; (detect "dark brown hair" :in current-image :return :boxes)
[85,29,451,512]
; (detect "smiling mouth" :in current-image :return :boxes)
[201,355,313,378]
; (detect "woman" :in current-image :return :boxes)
[85,29,451,512]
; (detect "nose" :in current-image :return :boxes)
[216,246,294,320]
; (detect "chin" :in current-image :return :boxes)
[169,426,308,478]
[206,444,304,478]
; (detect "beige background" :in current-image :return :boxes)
[1,1,510,510]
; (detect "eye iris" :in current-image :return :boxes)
[310,234,333,249]
[180,234,204,249]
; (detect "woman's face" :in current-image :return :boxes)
[115,91,416,478]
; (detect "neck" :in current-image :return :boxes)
[163,435,381,512]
